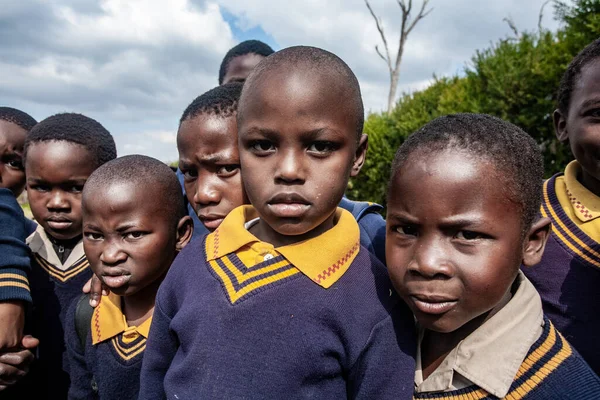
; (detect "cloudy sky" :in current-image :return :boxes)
[0,0,562,162]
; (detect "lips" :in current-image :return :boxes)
[267,192,311,218]
[101,269,131,289]
[197,213,226,230]
[409,293,458,315]
[46,215,73,230]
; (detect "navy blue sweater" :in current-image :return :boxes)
[65,297,147,400]
[0,188,33,303]
[28,243,92,398]
[139,236,416,399]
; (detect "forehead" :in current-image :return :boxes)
[570,59,600,111]
[239,68,357,136]
[178,115,238,160]
[389,150,517,217]
[224,53,266,83]
[84,180,165,217]
[26,141,96,178]
[0,120,27,150]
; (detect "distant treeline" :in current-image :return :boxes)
[349,0,600,209]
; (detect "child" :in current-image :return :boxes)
[24,113,116,397]
[523,38,600,374]
[177,82,246,236]
[65,155,192,399]
[0,106,37,197]
[219,39,274,85]
[139,46,416,399]
[386,113,600,398]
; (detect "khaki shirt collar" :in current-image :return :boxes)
[415,272,544,398]
[26,224,85,271]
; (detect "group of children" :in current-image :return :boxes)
[0,37,598,399]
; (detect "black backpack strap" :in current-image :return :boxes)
[74,293,99,395]
[75,293,94,350]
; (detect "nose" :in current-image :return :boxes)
[409,237,454,280]
[99,240,127,265]
[275,149,304,184]
[47,189,70,210]
[192,175,221,206]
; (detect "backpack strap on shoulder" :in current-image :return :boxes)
[75,293,94,350]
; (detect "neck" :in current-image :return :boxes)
[421,289,513,380]
[250,210,337,248]
[579,168,600,198]
[121,278,162,327]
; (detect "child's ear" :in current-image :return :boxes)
[175,216,194,251]
[522,217,551,267]
[350,134,368,177]
[553,109,569,143]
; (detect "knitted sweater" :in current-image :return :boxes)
[523,174,600,374]
[139,234,416,399]
[26,227,92,399]
[413,318,600,399]
[0,188,33,303]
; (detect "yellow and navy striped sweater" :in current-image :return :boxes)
[413,318,600,399]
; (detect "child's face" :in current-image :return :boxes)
[223,53,266,84]
[386,150,527,334]
[557,59,600,182]
[238,70,366,246]
[0,121,27,197]
[178,114,246,231]
[82,182,191,296]
[26,141,96,240]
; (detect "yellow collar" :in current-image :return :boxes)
[563,161,600,222]
[205,205,360,288]
[91,293,152,345]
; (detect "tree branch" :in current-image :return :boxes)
[406,0,432,35]
[365,0,393,70]
[538,0,551,32]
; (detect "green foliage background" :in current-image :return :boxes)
[348,0,600,209]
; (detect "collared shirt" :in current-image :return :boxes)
[205,205,360,289]
[555,160,600,240]
[414,272,544,398]
[91,292,152,345]
[27,224,88,284]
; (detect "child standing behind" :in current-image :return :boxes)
[523,38,600,374]
[65,155,192,399]
[139,46,416,399]
[386,114,600,398]
[24,113,116,397]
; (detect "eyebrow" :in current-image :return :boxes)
[579,96,600,111]
[243,127,343,139]
[27,177,88,184]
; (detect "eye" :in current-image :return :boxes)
[6,159,24,170]
[250,140,275,154]
[125,231,146,240]
[30,183,50,192]
[307,141,338,154]
[395,224,418,237]
[182,168,198,180]
[70,185,84,193]
[217,164,239,177]
[455,230,485,240]
[84,232,103,241]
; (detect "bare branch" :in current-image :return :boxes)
[396,0,408,15]
[365,0,393,70]
[538,0,551,32]
[503,16,519,38]
[406,0,432,35]
[375,45,388,64]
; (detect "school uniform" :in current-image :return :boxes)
[0,188,33,303]
[26,225,92,398]
[413,272,600,399]
[139,205,416,400]
[523,161,600,374]
[65,292,151,399]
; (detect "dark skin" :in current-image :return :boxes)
[222,53,266,84]
[385,149,550,378]
[82,181,192,324]
[26,141,97,241]
[555,59,600,197]
[178,114,247,231]
[0,121,27,197]
[238,67,367,247]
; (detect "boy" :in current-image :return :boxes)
[24,112,116,397]
[139,46,416,399]
[523,39,600,374]
[386,113,600,398]
[65,155,192,399]
[219,39,274,85]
